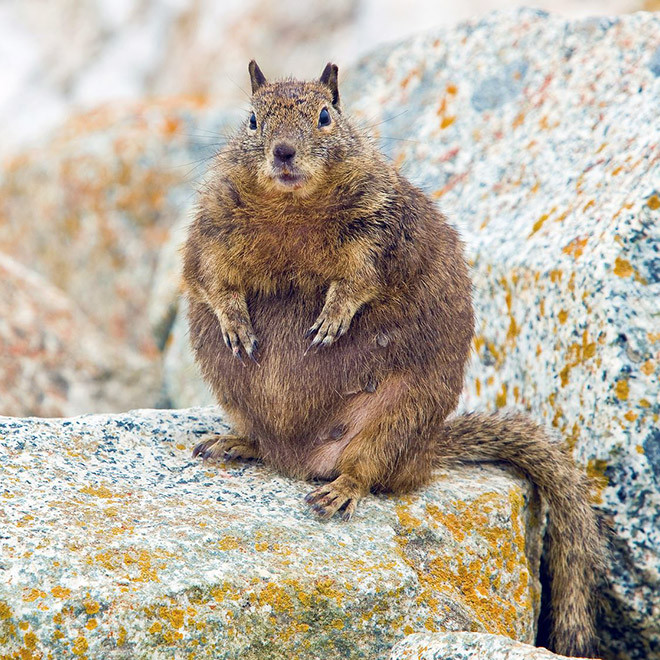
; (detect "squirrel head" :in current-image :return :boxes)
[238,61,358,195]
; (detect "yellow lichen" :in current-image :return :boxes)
[83,600,99,615]
[613,257,633,277]
[495,383,507,408]
[218,536,240,551]
[615,379,629,400]
[51,586,71,599]
[72,635,88,656]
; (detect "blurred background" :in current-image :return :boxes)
[0,0,656,417]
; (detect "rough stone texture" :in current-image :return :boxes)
[157,9,660,658]
[0,253,161,417]
[390,632,597,659]
[0,408,543,659]
[0,100,238,359]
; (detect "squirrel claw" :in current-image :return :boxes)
[305,475,363,520]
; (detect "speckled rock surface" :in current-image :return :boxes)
[341,10,660,659]
[0,408,544,659]
[0,253,161,417]
[157,9,660,658]
[390,632,596,659]
[0,100,237,357]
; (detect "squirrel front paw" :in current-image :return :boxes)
[305,302,355,351]
[216,310,258,363]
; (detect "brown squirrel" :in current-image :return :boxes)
[182,61,606,657]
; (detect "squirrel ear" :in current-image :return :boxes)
[248,60,267,94]
[319,62,340,108]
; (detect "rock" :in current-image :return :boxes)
[3,0,645,159]
[390,632,597,659]
[0,407,544,659]
[0,253,161,417]
[0,100,238,359]
[159,8,660,657]
[340,10,660,659]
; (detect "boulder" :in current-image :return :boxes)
[390,632,598,659]
[0,408,544,659]
[158,8,660,658]
[0,253,161,417]
[0,100,239,358]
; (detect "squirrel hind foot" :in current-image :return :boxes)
[305,474,364,521]
[192,435,260,462]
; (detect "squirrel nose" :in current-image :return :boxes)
[273,143,296,166]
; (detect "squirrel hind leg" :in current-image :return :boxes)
[304,377,438,521]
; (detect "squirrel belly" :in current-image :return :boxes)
[182,60,606,658]
[187,235,471,484]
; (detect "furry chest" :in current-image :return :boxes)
[232,219,340,285]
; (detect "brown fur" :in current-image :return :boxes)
[182,61,606,657]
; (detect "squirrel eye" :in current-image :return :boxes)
[318,107,331,127]
[249,112,257,130]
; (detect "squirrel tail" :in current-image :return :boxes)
[436,411,606,658]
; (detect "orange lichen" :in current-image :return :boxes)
[648,194,660,210]
[562,236,588,259]
[557,309,568,324]
[528,213,550,237]
[495,383,508,408]
[51,586,71,599]
[72,635,88,656]
[23,589,46,603]
[615,379,629,400]
[614,257,634,277]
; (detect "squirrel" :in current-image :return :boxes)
[182,61,607,658]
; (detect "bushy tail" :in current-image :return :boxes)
[438,411,607,658]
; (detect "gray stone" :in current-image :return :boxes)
[390,632,597,659]
[341,10,660,658]
[0,408,543,659]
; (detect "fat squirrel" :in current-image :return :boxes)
[182,61,606,657]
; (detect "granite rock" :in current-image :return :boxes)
[0,100,238,358]
[159,8,660,658]
[0,253,161,417]
[390,632,597,659]
[0,407,544,659]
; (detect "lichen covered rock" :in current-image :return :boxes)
[390,632,597,660]
[0,253,160,416]
[0,100,237,357]
[0,408,543,659]
[340,10,660,658]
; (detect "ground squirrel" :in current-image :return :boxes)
[182,61,606,657]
